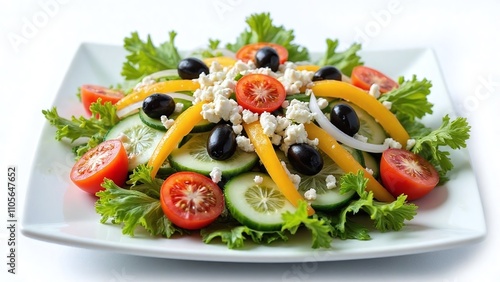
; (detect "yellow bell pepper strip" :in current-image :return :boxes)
[243,121,315,216]
[203,56,237,68]
[304,122,395,202]
[147,102,205,178]
[311,80,410,146]
[296,65,320,72]
[115,80,200,111]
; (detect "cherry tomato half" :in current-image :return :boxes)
[81,85,124,115]
[351,66,398,93]
[70,139,129,195]
[380,148,439,201]
[236,42,289,64]
[160,172,224,230]
[235,74,286,114]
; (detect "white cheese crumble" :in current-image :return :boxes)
[382,101,392,110]
[406,138,416,150]
[354,133,369,143]
[232,124,243,135]
[160,115,175,130]
[384,138,402,149]
[317,98,329,110]
[369,84,381,99]
[174,102,184,113]
[209,167,222,183]
[242,109,259,124]
[278,68,314,94]
[133,75,155,91]
[285,99,315,124]
[325,175,337,189]
[253,175,264,184]
[236,135,255,152]
[304,188,317,201]
[260,112,277,136]
[365,167,374,175]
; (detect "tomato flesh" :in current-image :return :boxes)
[351,66,398,93]
[380,148,439,201]
[236,42,289,64]
[160,172,224,230]
[81,85,124,115]
[235,74,286,114]
[70,139,129,195]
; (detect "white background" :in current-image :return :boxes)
[1,0,499,281]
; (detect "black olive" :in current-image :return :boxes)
[330,103,360,136]
[287,143,324,175]
[207,124,237,160]
[177,57,209,79]
[142,94,175,119]
[254,47,280,72]
[312,66,342,81]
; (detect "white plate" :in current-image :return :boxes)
[21,43,486,263]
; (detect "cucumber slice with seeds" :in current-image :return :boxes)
[278,145,362,211]
[139,107,215,133]
[168,132,259,178]
[224,172,297,231]
[104,113,164,171]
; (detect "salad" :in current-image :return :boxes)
[42,13,471,249]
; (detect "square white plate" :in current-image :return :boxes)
[21,43,486,262]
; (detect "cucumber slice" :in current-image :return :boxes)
[224,172,297,231]
[104,113,164,171]
[362,151,380,179]
[139,107,215,133]
[168,132,259,178]
[278,145,363,211]
[329,100,387,144]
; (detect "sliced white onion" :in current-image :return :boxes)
[116,92,195,118]
[212,48,236,59]
[309,93,389,153]
[117,101,142,118]
[147,69,179,80]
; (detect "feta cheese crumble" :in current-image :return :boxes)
[369,84,381,99]
[304,188,317,201]
[406,138,416,150]
[384,138,402,149]
[325,175,337,189]
[160,115,175,130]
[253,175,264,184]
[210,167,222,183]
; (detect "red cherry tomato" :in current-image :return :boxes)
[235,74,286,114]
[351,66,398,93]
[380,148,439,201]
[160,172,224,230]
[70,140,129,195]
[81,85,124,115]
[236,42,289,64]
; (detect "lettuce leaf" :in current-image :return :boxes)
[95,166,184,238]
[317,39,363,76]
[225,12,309,62]
[42,99,119,157]
[121,31,182,80]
